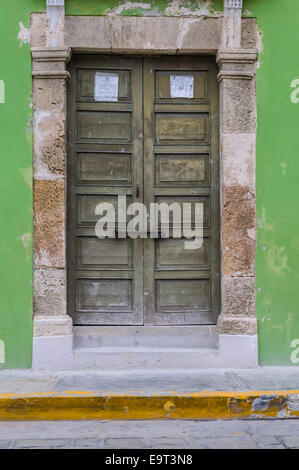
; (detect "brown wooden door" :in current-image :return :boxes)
[67,55,220,326]
[67,55,144,325]
[143,56,220,324]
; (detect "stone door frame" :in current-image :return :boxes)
[31,0,258,366]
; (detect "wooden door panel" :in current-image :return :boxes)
[144,56,220,325]
[77,111,132,142]
[77,69,132,102]
[77,236,132,269]
[156,279,210,311]
[155,153,209,186]
[155,113,209,144]
[76,194,133,226]
[68,55,143,325]
[155,70,209,102]
[156,237,210,269]
[154,195,210,229]
[77,152,132,185]
[77,279,133,312]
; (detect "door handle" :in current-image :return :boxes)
[136,184,140,198]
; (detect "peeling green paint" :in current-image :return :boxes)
[19,167,33,189]
[66,0,120,16]
[66,0,223,17]
[121,7,146,16]
[265,244,291,277]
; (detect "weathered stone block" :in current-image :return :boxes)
[34,267,67,318]
[34,179,65,268]
[241,18,257,49]
[221,276,256,317]
[222,184,256,276]
[179,18,222,53]
[34,111,66,179]
[221,133,255,191]
[65,16,111,51]
[33,79,66,112]
[218,315,257,335]
[30,13,47,48]
[221,78,256,133]
[110,17,180,53]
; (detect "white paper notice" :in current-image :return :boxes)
[170,75,194,99]
[94,73,119,102]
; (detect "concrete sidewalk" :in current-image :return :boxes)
[0,367,299,420]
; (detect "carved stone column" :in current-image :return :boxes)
[217,0,257,335]
[46,0,65,47]
[32,0,72,336]
[222,0,243,49]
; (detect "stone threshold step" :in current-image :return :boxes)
[73,326,218,349]
[33,334,259,369]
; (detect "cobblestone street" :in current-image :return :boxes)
[1,420,299,449]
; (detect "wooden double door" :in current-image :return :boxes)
[67,55,220,326]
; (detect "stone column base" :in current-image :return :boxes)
[217,314,257,335]
[33,315,73,337]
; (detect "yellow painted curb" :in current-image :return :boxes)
[0,390,299,421]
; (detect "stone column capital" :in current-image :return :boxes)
[32,46,71,61]
[216,49,257,81]
[217,49,257,63]
[31,46,71,79]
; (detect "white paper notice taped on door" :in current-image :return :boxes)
[170,75,194,99]
[94,73,119,102]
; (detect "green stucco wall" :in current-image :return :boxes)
[245,0,299,365]
[0,0,298,368]
[0,0,44,369]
